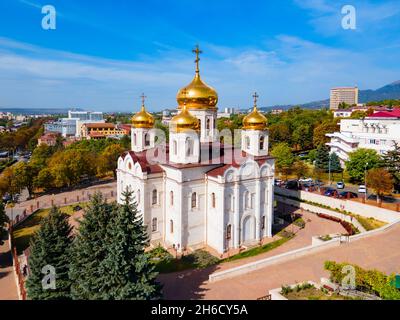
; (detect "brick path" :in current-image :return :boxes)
[159,221,400,300]
[0,236,19,300]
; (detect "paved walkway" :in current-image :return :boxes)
[159,222,400,300]
[0,236,19,300]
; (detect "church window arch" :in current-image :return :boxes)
[145,133,150,146]
[152,218,157,232]
[226,224,232,240]
[260,135,265,150]
[170,191,174,206]
[152,189,157,205]
[245,136,250,149]
[191,192,197,209]
[211,193,216,208]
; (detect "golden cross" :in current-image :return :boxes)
[252,92,259,107]
[140,93,147,106]
[192,44,202,73]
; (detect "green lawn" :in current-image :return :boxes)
[12,203,87,254]
[351,215,387,231]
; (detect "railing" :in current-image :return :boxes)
[9,224,27,300]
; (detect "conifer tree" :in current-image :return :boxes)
[382,142,400,190]
[315,144,330,171]
[25,207,73,300]
[0,201,8,246]
[99,189,162,300]
[69,192,116,299]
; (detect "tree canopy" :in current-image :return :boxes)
[345,148,382,182]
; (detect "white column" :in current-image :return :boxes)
[255,179,261,241]
[267,176,273,237]
[233,182,240,248]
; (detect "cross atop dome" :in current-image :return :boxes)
[140,93,147,107]
[252,92,259,108]
[192,45,202,74]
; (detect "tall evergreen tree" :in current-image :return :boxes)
[25,207,73,300]
[69,192,116,299]
[315,144,330,171]
[329,152,343,173]
[99,190,162,299]
[0,201,8,246]
[382,142,400,190]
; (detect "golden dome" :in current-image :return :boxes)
[176,45,218,110]
[131,94,155,129]
[170,104,199,133]
[242,92,268,131]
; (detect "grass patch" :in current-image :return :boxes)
[351,215,387,231]
[12,203,86,254]
[222,235,293,263]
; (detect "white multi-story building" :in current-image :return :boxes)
[44,110,105,137]
[116,49,275,255]
[326,109,400,164]
[330,87,359,110]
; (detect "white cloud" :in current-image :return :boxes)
[0,36,399,111]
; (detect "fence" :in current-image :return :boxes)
[10,189,116,227]
[9,224,27,300]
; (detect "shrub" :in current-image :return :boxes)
[149,244,173,262]
[324,261,400,300]
[280,285,293,295]
[182,250,219,269]
[293,217,306,228]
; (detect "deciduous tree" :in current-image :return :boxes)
[345,148,382,183]
[366,168,394,203]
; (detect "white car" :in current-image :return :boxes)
[336,181,345,189]
[358,185,367,193]
[299,177,313,183]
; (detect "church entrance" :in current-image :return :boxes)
[242,215,255,245]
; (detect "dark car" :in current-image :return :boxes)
[285,180,300,190]
[324,188,337,197]
[339,191,358,199]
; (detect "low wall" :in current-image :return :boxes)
[275,187,400,223]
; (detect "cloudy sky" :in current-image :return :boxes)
[0,0,399,112]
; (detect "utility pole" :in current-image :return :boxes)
[364,162,368,202]
[328,153,332,185]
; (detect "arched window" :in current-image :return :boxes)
[206,118,211,130]
[170,220,174,233]
[145,133,150,146]
[260,135,265,150]
[152,189,157,205]
[191,192,197,209]
[128,162,132,170]
[244,191,250,209]
[245,136,250,149]
[133,133,137,146]
[226,224,232,240]
[186,138,193,156]
[173,140,177,155]
[261,216,265,230]
[211,193,216,208]
[152,218,157,232]
[170,191,174,206]
[136,189,140,204]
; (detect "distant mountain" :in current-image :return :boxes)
[261,80,400,111]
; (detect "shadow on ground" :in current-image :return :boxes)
[158,264,219,300]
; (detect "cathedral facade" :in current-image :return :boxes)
[116,47,275,255]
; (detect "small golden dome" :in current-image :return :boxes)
[170,104,199,133]
[131,94,155,129]
[176,45,218,110]
[242,92,268,131]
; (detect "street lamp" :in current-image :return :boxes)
[328,153,332,185]
[364,162,369,202]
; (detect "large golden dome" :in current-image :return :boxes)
[170,104,199,133]
[131,95,155,129]
[242,93,268,130]
[176,45,218,110]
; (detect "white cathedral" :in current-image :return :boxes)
[116,47,275,255]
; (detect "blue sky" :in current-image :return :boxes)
[0,0,400,112]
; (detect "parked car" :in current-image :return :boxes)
[336,181,345,189]
[339,191,358,199]
[358,185,367,193]
[286,180,300,190]
[2,193,11,202]
[324,188,337,197]
[274,179,283,187]
[299,177,313,183]
[298,152,308,158]
[314,179,324,186]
